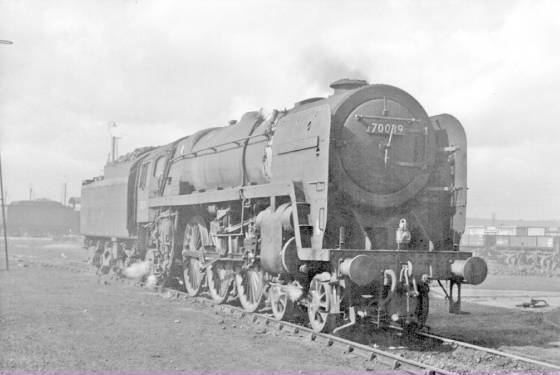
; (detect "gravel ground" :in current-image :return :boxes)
[406,298,560,374]
[0,265,394,375]
[1,238,559,375]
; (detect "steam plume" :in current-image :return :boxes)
[123,261,150,279]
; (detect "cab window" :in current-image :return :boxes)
[153,156,166,179]
[139,162,150,190]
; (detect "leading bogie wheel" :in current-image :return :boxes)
[235,265,266,312]
[207,262,233,304]
[269,284,295,321]
[307,272,340,333]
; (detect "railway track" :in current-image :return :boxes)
[18,256,560,375]
[109,278,560,374]
[414,329,560,372]
[386,324,560,373]
[161,286,455,375]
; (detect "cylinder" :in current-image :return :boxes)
[339,255,381,286]
[257,204,295,274]
[451,256,488,285]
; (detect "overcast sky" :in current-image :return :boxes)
[1,0,559,220]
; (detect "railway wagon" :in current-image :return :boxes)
[82,79,487,333]
[464,233,560,271]
[5,199,79,237]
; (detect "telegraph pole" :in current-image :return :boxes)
[0,152,9,270]
[1,39,12,270]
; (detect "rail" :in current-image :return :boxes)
[389,324,560,371]
[161,287,457,375]
[22,256,454,375]
[418,330,560,371]
[24,256,560,374]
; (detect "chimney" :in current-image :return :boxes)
[329,78,368,95]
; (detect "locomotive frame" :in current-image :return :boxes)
[82,79,488,333]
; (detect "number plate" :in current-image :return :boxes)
[366,122,406,135]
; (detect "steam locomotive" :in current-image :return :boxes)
[81,79,487,333]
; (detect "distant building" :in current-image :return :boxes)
[4,199,80,237]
